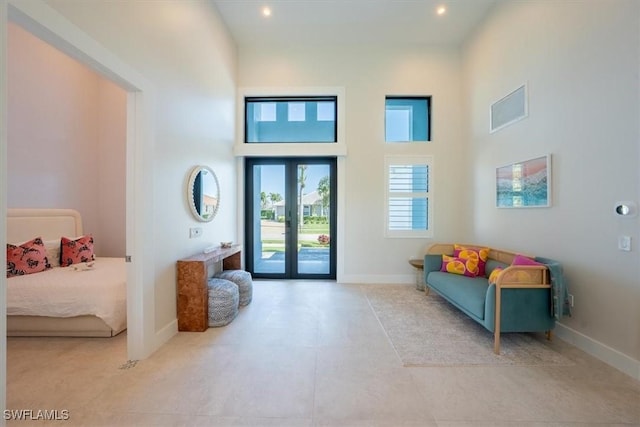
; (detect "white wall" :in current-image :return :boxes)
[239,45,470,283]
[42,0,238,332]
[1,0,7,419]
[7,22,126,256]
[463,0,640,367]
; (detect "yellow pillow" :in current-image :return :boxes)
[490,267,536,284]
[488,267,503,285]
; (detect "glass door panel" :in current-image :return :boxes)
[250,164,286,275]
[246,157,336,279]
[297,163,331,275]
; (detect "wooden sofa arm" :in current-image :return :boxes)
[493,265,551,354]
[494,265,549,288]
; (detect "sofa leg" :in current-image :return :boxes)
[494,285,501,355]
[546,330,553,341]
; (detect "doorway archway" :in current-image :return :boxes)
[1,2,157,412]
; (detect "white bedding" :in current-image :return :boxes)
[7,257,126,332]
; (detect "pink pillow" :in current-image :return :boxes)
[441,255,479,277]
[454,244,490,276]
[60,235,95,267]
[7,237,52,277]
[512,254,543,266]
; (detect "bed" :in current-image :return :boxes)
[6,208,126,337]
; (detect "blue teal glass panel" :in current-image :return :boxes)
[246,97,337,143]
[385,97,430,142]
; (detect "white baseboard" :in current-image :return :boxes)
[555,322,640,381]
[338,274,415,285]
[151,319,178,355]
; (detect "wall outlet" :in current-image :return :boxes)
[189,227,203,238]
[618,235,631,251]
[568,294,574,308]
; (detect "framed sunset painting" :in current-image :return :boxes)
[496,155,551,208]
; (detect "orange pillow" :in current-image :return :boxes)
[440,255,479,277]
[454,244,490,276]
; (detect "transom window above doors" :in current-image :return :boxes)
[245,96,337,143]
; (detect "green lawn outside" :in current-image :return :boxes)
[262,219,328,234]
[300,223,330,234]
[262,239,328,252]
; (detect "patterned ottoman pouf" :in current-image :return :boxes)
[207,278,239,327]
[215,270,253,306]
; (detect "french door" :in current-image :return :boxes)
[245,157,337,279]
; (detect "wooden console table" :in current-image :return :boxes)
[177,244,242,332]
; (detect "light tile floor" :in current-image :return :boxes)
[7,281,640,426]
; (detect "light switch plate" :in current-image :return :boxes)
[618,235,631,251]
[189,227,203,238]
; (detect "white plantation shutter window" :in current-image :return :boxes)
[385,155,433,238]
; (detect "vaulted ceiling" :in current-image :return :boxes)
[212,0,500,48]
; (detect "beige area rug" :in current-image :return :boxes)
[366,285,574,367]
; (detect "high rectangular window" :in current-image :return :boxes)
[385,96,431,142]
[316,102,335,121]
[245,96,337,143]
[254,102,276,122]
[385,155,433,237]
[287,102,306,122]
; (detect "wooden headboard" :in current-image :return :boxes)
[7,209,83,243]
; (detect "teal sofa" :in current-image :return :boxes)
[424,243,560,354]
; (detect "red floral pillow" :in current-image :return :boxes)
[7,237,52,278]
[60,235,95,267]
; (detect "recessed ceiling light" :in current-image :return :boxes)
[262,6,272,17]
[436,5,447,16]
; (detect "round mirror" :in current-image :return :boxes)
[187,165,220,222]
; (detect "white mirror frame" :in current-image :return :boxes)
[187,165,220,222]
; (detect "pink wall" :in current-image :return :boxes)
[7,22,126,256]
[97,78,127,257]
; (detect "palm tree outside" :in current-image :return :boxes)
[298,165,307,233]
